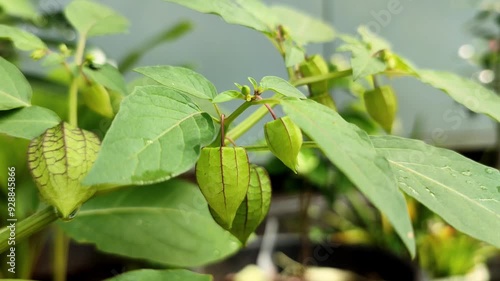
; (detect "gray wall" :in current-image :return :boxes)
[45,0,496,148]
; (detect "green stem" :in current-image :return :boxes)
[286,67,296,81]
[212,103,222,118]
[53,227,69,281]
[243,141,318,152]
[68,79,79,127]
[225,101,252,126]
[74,33,87,66]
[292,69,353,87]
[68,33,87,127]
[225,105,270,143]
[225,69,354,142]
[212,101,253,146]
[0,206,58,254]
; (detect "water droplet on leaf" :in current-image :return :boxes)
[59,207,79,221]
[485,168,495,174]
[441,165,451,170]
[480,186,487,191]
[425,187,435,198]
[461,170,472,176]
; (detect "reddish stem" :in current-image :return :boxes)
[264,104,277,120]
[255,96,277,120]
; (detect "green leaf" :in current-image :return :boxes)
[358,26,391,52]
[0,24,47,51]
[84,86,216,186]
[283,40,305,67]
[282,99,415,256]
[83,64,127,95]
[248,77,259,89]
[105,269,212,281]
[0,0,37,19]
[28,122,100,219]
[339,45,386,80]
[0,56,32,110]
[260,76,306,98]
[384,52,418,76]
[162,1,333,46]
[162,0,274,33]
[60,180,240,267]
[0,106,61,139]
[372,135,500,248]
[196,147,250,229]
[364,85,398,133]
[135,66,217,100]
[212,90,245,103]
[64,0,129,37]
[338,33,365,47]
[271,5,335,45]
[417,70,500,122]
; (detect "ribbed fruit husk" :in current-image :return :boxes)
[27,122,101,219]
[264,116,303,173]
[211,165,272,244]
[196,146,250,228]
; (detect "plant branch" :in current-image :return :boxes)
[225,105,270,143]
[220,114,226,147]
[0,206,58,254]
[255,95,277,120]
[264,104,277,120]
[68,79,79,127]
[291,69,353,87]
[243,141,318,152]
[212,103,222,118]
[68,33,87,127]
[74,33,87,66]
[225,31,352,145]
[224,101,253,126]
[53,227,69,281]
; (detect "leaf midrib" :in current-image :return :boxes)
[0,89,30,107]
[132,110,204,157]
